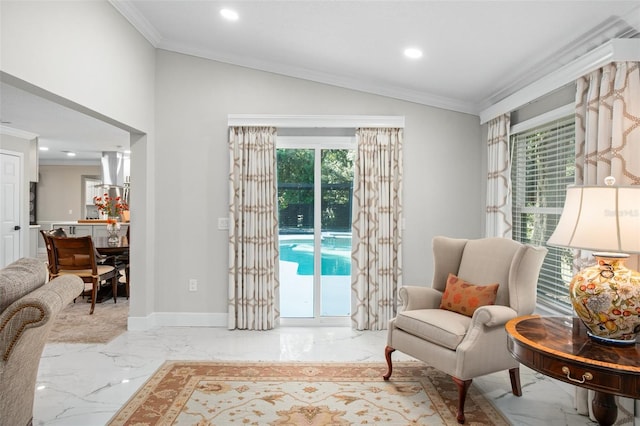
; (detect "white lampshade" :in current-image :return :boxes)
[547,185,640,254]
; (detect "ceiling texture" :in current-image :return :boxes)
[1,0,639,163]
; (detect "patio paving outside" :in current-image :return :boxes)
[279,234,351,318]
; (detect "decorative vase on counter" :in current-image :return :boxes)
[106,219,121,246]
[570,254,640,345]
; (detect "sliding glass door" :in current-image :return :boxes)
[277,138,354,322]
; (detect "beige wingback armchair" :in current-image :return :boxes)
[384,236,547,424]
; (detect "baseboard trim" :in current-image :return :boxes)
[128,312,227,330]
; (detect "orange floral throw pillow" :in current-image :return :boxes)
[439,273,500,317]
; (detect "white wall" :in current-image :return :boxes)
[1,0,156,318]
[37,165,101,221]
[0,1,154,132]
[1,1,484,325]
[154,50,483,315]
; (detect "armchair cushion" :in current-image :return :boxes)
[439,273,499,317]
[396,309,471,350]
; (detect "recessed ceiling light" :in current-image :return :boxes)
[66,152,76,157]
[39,146,49,151]
[220,8,239,21]
[404,47,423,59]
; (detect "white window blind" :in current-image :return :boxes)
[511,114,575,314]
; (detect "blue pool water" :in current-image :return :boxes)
[279,237,351,276]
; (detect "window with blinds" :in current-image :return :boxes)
[510,114,576,314]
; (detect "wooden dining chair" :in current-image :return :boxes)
[40,228,67,278]
[49,235,118,314]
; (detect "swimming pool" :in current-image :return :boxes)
[279,235,351,276]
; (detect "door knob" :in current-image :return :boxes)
[14,225,21,230]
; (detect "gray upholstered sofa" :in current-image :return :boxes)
[0,258,83,426]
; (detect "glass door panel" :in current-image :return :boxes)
[278,145,354,320]
[320,149,353,316]
[278,148,315,318]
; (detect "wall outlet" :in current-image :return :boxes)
[218,217,229,230]
[189,279,198,292]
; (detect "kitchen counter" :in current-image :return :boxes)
[77,219,130,224]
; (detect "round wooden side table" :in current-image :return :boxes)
[506,315,640,426]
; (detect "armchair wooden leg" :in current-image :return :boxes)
[383,346,395,380]
[452,377,472,424]
[509,367,522,396]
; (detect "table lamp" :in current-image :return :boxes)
[547,177,640,345]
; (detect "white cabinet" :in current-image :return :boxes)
[50,223,128,239]
[51,223,93,237]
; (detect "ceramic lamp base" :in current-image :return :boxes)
[586,330,637,346]
[570,253,640,345]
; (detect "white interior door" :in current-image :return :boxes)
[1,152,22,268]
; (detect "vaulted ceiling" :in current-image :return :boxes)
[115,0,640,114]
[1,1,639,162]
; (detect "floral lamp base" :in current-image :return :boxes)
[570,254,640,346]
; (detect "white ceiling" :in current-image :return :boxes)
[1,0,639,163]
[0,82,130,164]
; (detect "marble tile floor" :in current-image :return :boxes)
[35,326,598,426]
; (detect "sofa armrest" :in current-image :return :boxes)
[399,286,443,311]
[0,275,83,361]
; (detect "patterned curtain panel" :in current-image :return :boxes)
[228,126,279,330]
[351,128,403,331]
[573,61,640,423]
[485,113,512,238]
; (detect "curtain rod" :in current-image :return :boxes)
[227,114,405,128]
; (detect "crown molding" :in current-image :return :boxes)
[0,125,39,140]
[479,13,640,111]
[113,2,639,119]
[109,0,161,47]
[479,39,640,124]
[114,0,476,115]
[159,41,477,115]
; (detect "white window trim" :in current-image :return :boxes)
[277,136,355,149]
[511,104,575,134]
[228,114,404,128]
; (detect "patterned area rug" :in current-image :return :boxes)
[108,361,510,425]
[47,296,128,344]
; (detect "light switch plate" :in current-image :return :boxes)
[218,217,229,230]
